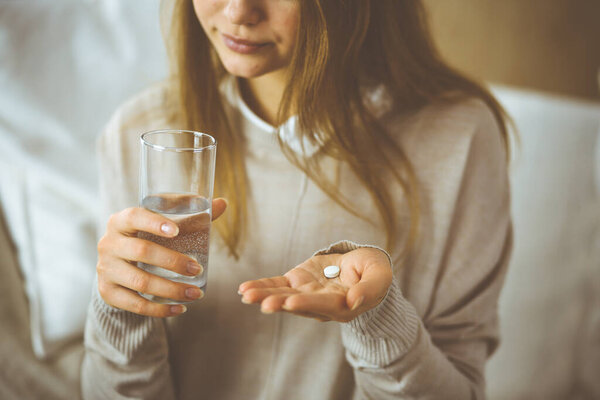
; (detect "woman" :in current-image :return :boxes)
[83,0,513,399]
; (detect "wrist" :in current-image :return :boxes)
[340,277,420,367]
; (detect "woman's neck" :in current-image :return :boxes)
[239,69,289,127]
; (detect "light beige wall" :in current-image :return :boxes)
[424,0,600,100]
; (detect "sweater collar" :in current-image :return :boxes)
[220,75,322,157]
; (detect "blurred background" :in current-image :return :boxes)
[425,0,600,100]
[0,1,598,399]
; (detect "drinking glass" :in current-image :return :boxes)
[138,129,216,304]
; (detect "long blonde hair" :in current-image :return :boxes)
[166,0,511,259]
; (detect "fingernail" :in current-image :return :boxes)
[161,223,178,236]
[281,304,291,311]
[261,308,274,314]
[170,305,186,315]
[351,296,365,311]
[241,297,251,304]
[185,287,203,299]
[187,262,202,275]
[237,290,243,295]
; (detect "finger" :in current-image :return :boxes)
[106,259,204,302]
[99,282,187,318]
[257,293,331,321]
[115,236,202,276]
[109,207,179,238]
[211,198,227,221]
[285,309,331,322]
[282,292,348,321]
[345,264,392,311]
[242,287,297,305]
[238,276,290,294]
[259,293,294,313]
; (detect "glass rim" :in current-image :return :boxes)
[140,129,217,153]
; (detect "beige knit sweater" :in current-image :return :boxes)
[82,77,512,400]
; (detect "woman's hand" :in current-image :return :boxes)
[238,247,393,322]
[96,198,227,317]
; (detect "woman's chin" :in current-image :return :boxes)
[221,58,284,80]
[223,64,268,79]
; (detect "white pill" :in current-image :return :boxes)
[323,265,340,279]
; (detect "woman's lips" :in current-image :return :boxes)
[221,33,270,54]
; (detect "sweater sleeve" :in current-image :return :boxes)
[314,107,512,399]
[81,281,176,400]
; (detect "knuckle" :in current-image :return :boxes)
[132,241,150,259]
[132,299,147,315]
[164,282,183,301]
[130,272,150,293]
[106,213,117,229]
[97,278,109,298]
[161,253,174,268]
[122,207,138,226]
[96,260,107,276]
[97,235,109,254]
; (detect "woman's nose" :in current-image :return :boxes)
[224,0,261,26]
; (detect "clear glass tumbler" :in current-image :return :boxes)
[138,129,216,304]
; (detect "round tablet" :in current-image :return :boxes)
[323,265,340,279]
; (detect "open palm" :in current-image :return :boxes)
[238,247,392,322]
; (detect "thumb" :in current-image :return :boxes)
[211,198,228,221]
[345,265,392,312]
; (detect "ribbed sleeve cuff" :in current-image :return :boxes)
[312,240,393,267]
[313,240,420,367]
[341,278,420,367]
[87,278,168,364]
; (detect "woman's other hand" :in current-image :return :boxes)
[96,198,227,317]
[238,247,392,322]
